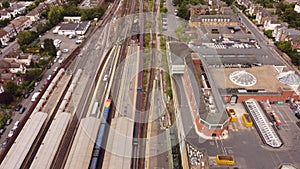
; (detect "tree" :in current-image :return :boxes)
[2,1,10,8]
[178,4,190,20]
[0,18,10,28]
[48,5,64,25]
[23,69,42,81]
[17,31,39,46]
[264,30,273,39]
[43,38,57,56]
[4,82,19,96]
[276,41,292,53]
[0,92,14,105]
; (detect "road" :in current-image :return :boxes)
[233,5,295,68]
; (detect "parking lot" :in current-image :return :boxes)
[202,103,300,168]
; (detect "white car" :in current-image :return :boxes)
[54,39,62,44]
[62,49,69,53]
[54,58,58,63]
[53,67,58,72]
[8,130,14,137]
[47,75,52,80]
[58,57,64,64]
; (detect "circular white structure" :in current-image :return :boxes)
[229,71,257,87]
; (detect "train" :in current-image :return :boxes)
[89,99,112,169]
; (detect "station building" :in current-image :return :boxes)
[168,42,229,138]
[168,42,300,139]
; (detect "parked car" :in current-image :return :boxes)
[6,118,12,125]
[62,48,69,53]
[53,67,58,72]
[15,104,22,111]
[27,87,34,93]
[2,138,9,148]
[75,40,82,44]
[58,57,64,64]
[19,107,26,114]
[0,128,6,135]
[8,130,14,137]
[23,93,30,99]
[295,112,300,119]
[47,75,52,81]
[296,121,300,128]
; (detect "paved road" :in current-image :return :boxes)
[234,5,289,67]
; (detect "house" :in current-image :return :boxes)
[63,16,81,23]
[272,25,300,41]
[26,3,48,22]
[3,26,17,39]
[0,9,13,20]
[188,4,209,16]
[8,3,27,17]
[9,62,26,74]
[58,21,91,35]
[294,2,300,13]
[17,54,31,66]
[10,16,32,33]
[289,35,300,50]
[236,0,252,8]
[263,16,281,30]
[255,8,271,25]
[0,29,9,45]
[248,4,262,16]
[189,14,239,27]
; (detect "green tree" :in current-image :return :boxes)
[2,0,9,8]
[0,18,10,28]
[43,39,57,56]
[17,31,39,46]
[276,41,292,53]
[48,5,64,25]
[4,82,19,96]
[23,69,42,81]
[0,92,14,105]
[178,4,190,20]
[264,30,273,39]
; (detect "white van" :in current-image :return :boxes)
[31,92,40,102]
[52,26,60,34]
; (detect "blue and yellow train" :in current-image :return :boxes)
[89,99,112,169]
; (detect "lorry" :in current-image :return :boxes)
[216,155,235,166]
[227,108,237,122]
[242,113,253,127]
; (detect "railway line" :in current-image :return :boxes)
[0,0,123,168]
[0,0,155,168]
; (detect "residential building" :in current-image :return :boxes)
[255,8,271,25]
[248,4,262,16]
[288,35,300,50]
[220,7,233,15]
[263,16,281,30]
[0,29,9,45]
[3,26,17,38]
[294,2,300,13]
[10,16,32,33]
[272,25,300,42]
[236,0,252,8]
[8,3,27,17]
[26,3,48,22]
[0,9,13,20]
[188,4,209,16]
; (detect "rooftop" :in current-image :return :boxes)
[210,65,290,92]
